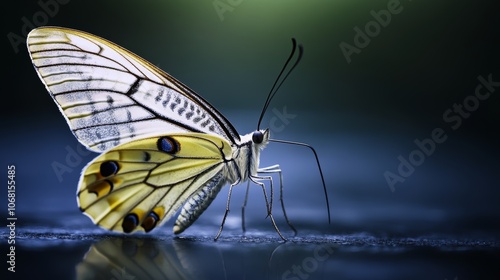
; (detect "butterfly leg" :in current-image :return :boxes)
[215,179,240,241]
[258,165,297,236]
[241,181,251,234]
[249,175,286,241]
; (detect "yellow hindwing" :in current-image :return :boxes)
[77,133,232,233]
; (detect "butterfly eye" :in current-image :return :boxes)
[100,161,119,177]
[252,131,264,144]
[157,136,180,154]
[141,211,160,232]
[122,213,139,233]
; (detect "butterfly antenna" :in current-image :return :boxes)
[257,38,303,130]
[269,138,331,224]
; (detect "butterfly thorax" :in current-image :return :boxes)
[226,129,270,184]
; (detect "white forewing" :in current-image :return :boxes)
[27,27,239,152]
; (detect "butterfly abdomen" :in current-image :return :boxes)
[173,171,226,234]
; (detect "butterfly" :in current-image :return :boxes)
[27,26,329,240]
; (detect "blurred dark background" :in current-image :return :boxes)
[1,0,499,279]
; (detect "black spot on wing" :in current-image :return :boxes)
[106,95,114,105]
[141,211,160,232]
[201,119,210,128]
[161,92,171,108]
[143,152,151,162]
[126,109,132,121]
[157,136,180,154]
[122,213,139,233]
[100,161,119,177]
[126,78,142,95]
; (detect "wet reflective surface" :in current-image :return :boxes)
[1,221,499,279]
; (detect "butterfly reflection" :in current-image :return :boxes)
[76,237,212,280]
